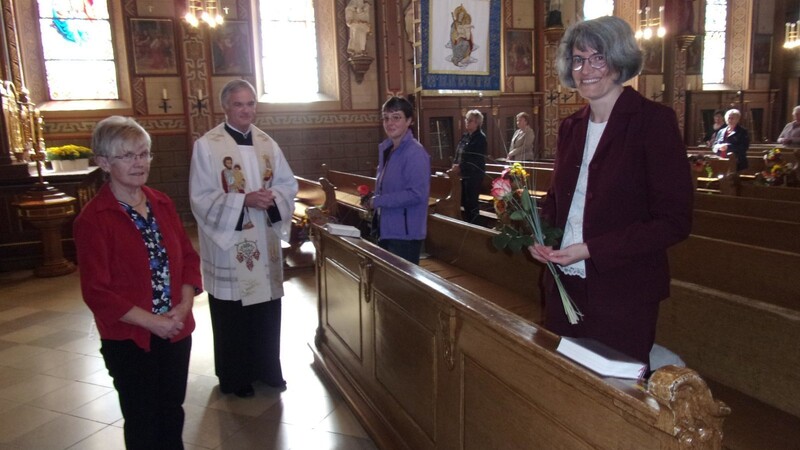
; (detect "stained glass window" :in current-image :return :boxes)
[703,0,727,85]
[259,0,319,102]
[38,0,118,100]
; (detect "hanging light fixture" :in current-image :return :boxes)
[184,0,224,28]
[634,5,666,40]
[784,20,800,49]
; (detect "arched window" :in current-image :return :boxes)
[257,0,338,104]
[37,0,118,100]
[259,0,319,102]
[584,0,614,20]
[703,0,727,85]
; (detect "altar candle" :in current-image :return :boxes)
[198,89,204,100]
[557,85,562,93]
[660,83,665,92]
[162,88,168,100]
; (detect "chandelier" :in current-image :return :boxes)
[184,0,224,28]
[784,21,800,49]
[634,6,666,40]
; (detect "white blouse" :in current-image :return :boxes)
[559,120,607,278]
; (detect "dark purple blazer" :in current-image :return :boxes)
[541,86,693,310]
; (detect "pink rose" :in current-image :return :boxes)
[490,177,512,199]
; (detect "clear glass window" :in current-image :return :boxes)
[259,0,319,102]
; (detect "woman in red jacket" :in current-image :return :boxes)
[74,116,202,449]
[529,17,693,366]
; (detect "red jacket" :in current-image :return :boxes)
[74,183,202,351]
[542,86,693,309]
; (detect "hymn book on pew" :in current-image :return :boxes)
[556,337,648,379]
[324,223,361,238]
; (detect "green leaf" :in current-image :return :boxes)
[492,232,511,250]
[509,210,527,221]
[520,189,533,212]
[508,237,523,252]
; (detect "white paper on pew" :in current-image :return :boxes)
[324,223,361,238]
[556,337,647,379]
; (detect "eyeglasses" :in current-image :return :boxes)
[382,113,407,123]
[113,151,153,163]
[569,54,607,71]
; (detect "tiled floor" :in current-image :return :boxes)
[0,242,376,449]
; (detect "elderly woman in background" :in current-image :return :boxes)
[74,116,202,449]
[777,105,800,146]
[528,16,693,366]
[507,111,536,161]
[713,108,750,172]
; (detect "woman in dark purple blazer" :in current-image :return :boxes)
[528,16,694,365]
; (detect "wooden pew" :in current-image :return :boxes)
[422,214,543,323]
[320,165,462,223]
[662,233,800,418]
[285,176,337,265]
[310,225,729,449]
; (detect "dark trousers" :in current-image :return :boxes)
[379,239,423,264]
[208,296,284,391]
[101,335,191,450]
[461,176,482,224]
[544,274,659,365]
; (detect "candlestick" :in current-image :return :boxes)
[197,89,204,100]
[162,88,168,100]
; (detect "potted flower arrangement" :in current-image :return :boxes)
[755,149,798,187]
[46,145,93,172]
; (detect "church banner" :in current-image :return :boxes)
[420,0,501,93]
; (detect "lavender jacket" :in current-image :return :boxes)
[373,129,431,240]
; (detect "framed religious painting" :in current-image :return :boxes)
[640,38,663,75]
[211,21,253,75]
[130,19,178,75]
[420,0,502,93]
[505,29,533,76]
[685,36,703,75]
[751,34,772,74]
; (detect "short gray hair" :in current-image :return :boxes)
[466,109,484,126]
[556,16,642,89]
[91,116,151,159]
[724,109,741,121]
[220,79,257,108]
[792,105,800,115]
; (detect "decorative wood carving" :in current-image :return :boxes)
[648,366,730,449]
[438,306,456,371]
[359,256,373,303]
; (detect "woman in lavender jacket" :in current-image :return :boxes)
[370,96,431,264]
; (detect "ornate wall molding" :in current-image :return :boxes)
[727,0,752,89]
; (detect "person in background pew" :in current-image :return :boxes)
[703,109,725,147]
[528,16,693,365]
[713,109,749,172]
[777,105,800,146]
[507,111,536,161]
[451,109,487,224]
[366,96,431,264]
[190,79,298,398]
[74,116,202,449]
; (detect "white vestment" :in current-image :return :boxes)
[190,123,298,303]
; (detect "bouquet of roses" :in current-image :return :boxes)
[490,163,582,324]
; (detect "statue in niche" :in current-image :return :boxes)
[346,0,371,56]
[546,0,563,28]
[404,1,415,46]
